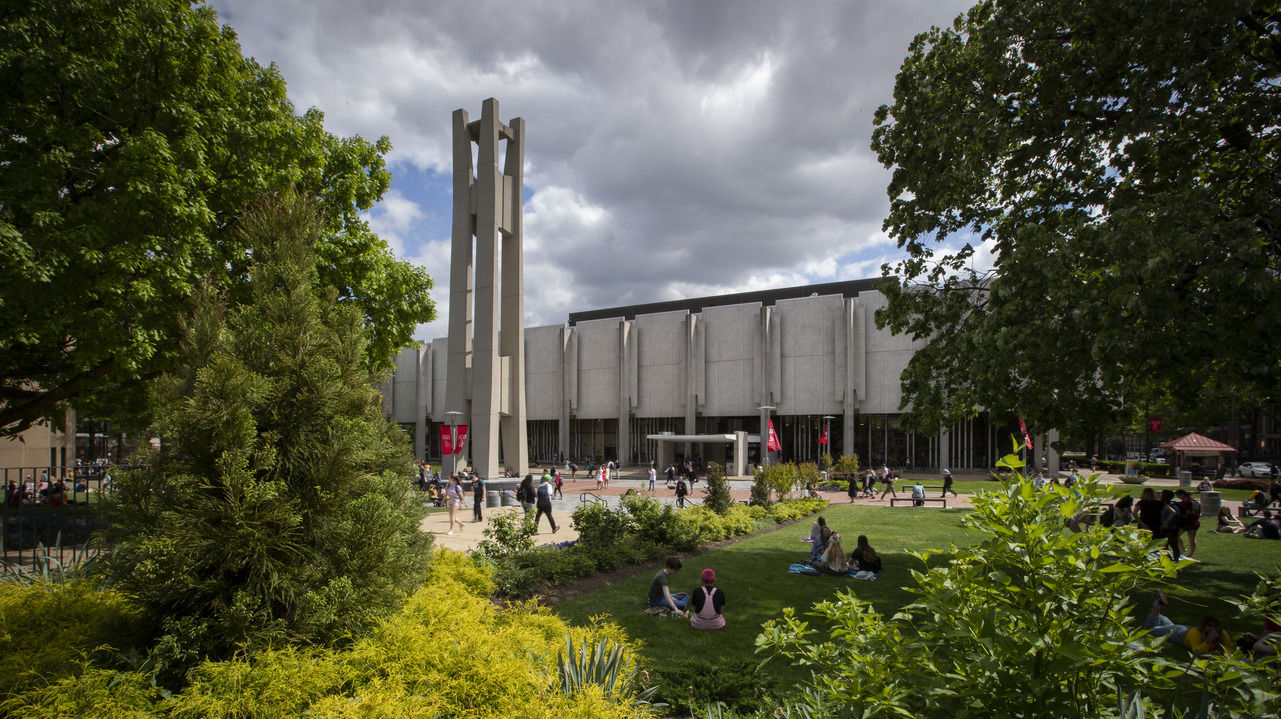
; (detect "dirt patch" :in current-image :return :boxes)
[536,516,806,606]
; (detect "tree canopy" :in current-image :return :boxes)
[871,0,1280,436]
[0,0,434,436]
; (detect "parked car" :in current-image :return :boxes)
[1237,461,1276,478]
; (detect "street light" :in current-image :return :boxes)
[445,410,463,477]
[758,405,776,466]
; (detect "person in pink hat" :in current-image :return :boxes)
[689,568,726,630]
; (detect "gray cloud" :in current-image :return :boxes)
[210,0,973,339]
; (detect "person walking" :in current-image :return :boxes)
[445,474,465,535]
[941,468,958,498]
[878,465,897,499]
[648,462,657,491]
[553,469,564,499]
[517,474,536,516]
[535,473,559,533]
[675,476,688,508]
[471,473,486,522]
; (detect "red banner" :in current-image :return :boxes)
[1019,417,1032,451]
[440,425,454,456]
[453,424,468,455]
[1149,418,1163,433]
[767,420,782,452]
[818,425,829,445]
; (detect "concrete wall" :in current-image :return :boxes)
[524,324,564,420]
[573,318,621,419]
[702,303,759,417]
[635,311,687,418]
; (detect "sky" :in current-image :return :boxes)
[209,0,980,342]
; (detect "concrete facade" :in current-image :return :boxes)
[384,279,1019,475]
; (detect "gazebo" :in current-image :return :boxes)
[1158,432,1237,476]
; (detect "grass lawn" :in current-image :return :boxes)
[551,501,1281,711]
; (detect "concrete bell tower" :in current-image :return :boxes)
[445,98,528,479]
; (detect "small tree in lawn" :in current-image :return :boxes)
[703,461,734,515]
[103,192,432,676]
[833,453,860,477]
[749,466,772,508]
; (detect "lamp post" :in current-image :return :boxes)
[758,405,776,466]
[446,410,463,477]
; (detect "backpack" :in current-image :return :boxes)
[1181,499,1201,529]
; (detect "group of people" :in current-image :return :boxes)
[515,470,562,533]
[4,476,70,508]
[806,516,883,578]
[645,556,727,630]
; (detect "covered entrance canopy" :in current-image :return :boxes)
[1158,432,1237,474]
[647,432,751,477]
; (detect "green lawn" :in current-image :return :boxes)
[551,501,1281,712]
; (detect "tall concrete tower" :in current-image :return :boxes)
[446,98,528,479]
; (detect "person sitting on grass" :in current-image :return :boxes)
[815,533,849,575]
[1212,505,1248,533]
[849,535,882,575]
[688,568,726,630]
[646,556,688,617]
[1144,592,1231,655]
[810,526,833,563]
[1244,509,1281,539]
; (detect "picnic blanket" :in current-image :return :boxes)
[788,563,877,580]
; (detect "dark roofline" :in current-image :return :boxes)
[568,278,885,325]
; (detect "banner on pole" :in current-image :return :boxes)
[440,425,454,456]
[818,425,829,445]
[454,424,469,455]
[767,420,782,452]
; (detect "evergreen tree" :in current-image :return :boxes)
[103,193,431,675]
[702,462,734,515]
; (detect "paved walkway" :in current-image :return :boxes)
[421,466,1181,553]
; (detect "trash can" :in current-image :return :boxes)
[500,490,517,507]
[1199,491,1221,518]
[1177,470,1192,487]
[486,490,500,508]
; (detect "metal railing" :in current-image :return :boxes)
[2,465,126,575]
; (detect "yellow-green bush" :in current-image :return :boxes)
[6,550,649,718]
[769,498,829,522]
[0,580,143,700]
[2,668,162,719]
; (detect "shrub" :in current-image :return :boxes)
[833,452,860,476]
[573,503,630,550]
[620,494,680,547]
[0,581,144,701]
[474,510,537,561]
[702,461,735,515]
[768,498,828,523]
[759,473,1188,717]
[749,466,772,507]
[647,659,782,716]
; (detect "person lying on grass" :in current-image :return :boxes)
[1144,591,1231,655]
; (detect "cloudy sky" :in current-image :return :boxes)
[209,0,977,342]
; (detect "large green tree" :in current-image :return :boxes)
[871,0,1280,437]
[103,192,432,675]
[0,0,434,436]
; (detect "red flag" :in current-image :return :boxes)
[818,425,829,445]
[1019,418,1032,451]
[453,424,469,455]
[767,420,782,452]
[439,425,454,456]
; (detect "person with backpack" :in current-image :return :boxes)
[1176,489,1202,557]
[688,568,726,630]
[534,473,558,533]
[517,474,536,516]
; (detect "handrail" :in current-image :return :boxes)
[579,491,606,505]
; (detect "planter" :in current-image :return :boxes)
[1120,475,1148,485]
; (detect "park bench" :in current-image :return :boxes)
[890,496,948,508]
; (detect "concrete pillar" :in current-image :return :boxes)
[734,430,749,476]
[446,98,527,480]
